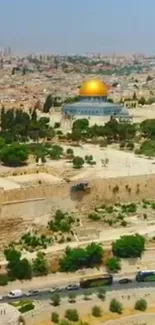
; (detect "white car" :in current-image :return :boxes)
[50,286,66,293]
[26,290,39,297]
[66,284,80,291]
[0,295,3,301]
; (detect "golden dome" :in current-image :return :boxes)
[79,78,108,97]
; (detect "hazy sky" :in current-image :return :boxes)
[0,0,155,54]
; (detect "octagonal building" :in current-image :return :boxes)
[62,78,131,120]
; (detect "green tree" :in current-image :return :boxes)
[72,156,84,169]
[91,306,102,317]
[0,143,29,167]
[66,148,74,157]
[106,257,121,273]
[73,119,89,131]
[112,234,145,258]
[140,119,155,139]
[97,288,106,300]
[43,94,53,112]
[59,320,71,325]
[4,247,21,262]
[49,145,64,160]
[4,247,32,280]
[51,312,59,323]
[134,299,147,311]
[65,309,79,322]
[69,129,82,142]
[0,137,5,149]
[139,97,146,105]
[109,298,123,314]
[68,292,76,303]
[83,290,92,300]
[32,252,48,276]
[51,293,60,306]
[60,243,104,272]
[31,109,37,121]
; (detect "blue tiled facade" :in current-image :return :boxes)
[62,97,131,119]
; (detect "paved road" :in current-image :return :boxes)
[1,280,155,304]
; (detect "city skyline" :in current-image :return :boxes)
[0,0,155,55]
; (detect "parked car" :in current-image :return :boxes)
[0,295,3,301]
[119,278,132,284]
[66,284,80,291]
[26,289,39,297]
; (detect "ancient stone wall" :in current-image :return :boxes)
[0,174,155,247]
[0,173,154,210]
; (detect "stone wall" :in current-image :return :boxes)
[0,173,155,246]
[0,173,155,210]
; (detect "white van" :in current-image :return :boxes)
[8,289,23,298]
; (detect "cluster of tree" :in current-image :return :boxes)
[4,247,48,280]
[67,118,137,144]
[60,243,104,272]
[112,234,145,258]
[20,232,52,249]
[0,107,55,143]
[51,295,147,320]
[0,138,65,167]
[48,210,75,233]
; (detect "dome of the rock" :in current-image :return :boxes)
[79,79,108,97]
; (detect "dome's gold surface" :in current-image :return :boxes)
[79,79,108,97]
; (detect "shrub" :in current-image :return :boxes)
[106,257,121,273]
[100,139,107,147]
[88,213,100,221]
[109,298,123,314]
[66,148,74,156]
[126,142,134,150]
[68,292,76,303]
[97,288,106,300]
[121,220,127,227]
[51,312,59,323]
[92,306,102,317]
[65,309,79,322]
[59,320,71,325]
[72,156,84,169]
[106,206,114,213]
[135,299,147,311]
[51,293,60,306]
[120,141,126,149]
[83,290,92,300]
[19,303,34,313]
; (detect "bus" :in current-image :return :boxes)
[136,270,155,282]
[80,274,113,288]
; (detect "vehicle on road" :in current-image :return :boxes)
[8,289,23,299]
[50,286,66,293]
[66,284,80,291]
[80,274,113,288]
[0,295,3,301]
[136,270,155,282]
[26,289,39,297]
[119,278,132,284]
